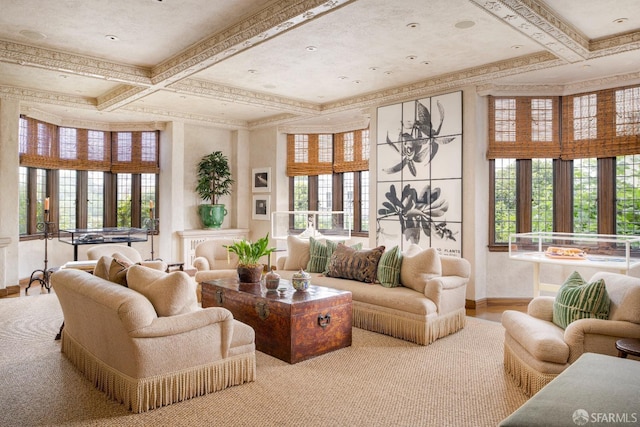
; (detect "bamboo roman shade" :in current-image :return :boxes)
[286,129,370,176]
[19,116,159,173]
[488,84,640,160]
[111,131,160,174]
[561,86,640,159]
[286,133,333,176]
[487,96,560,159]
[333,129,370,173]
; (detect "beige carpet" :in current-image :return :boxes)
[0,293,528,427]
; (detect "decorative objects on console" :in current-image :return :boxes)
[291,268,311,291]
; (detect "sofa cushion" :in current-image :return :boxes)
[127,265,198,317]
[400,245,441,293]
[377,245,403,288]
[283,236,310,270]
[323,240,362,274]
[93,255,113,281]
[552,271,611,329]
[307,237,329,273]
[326,244,385,283]
[109,252,135,287]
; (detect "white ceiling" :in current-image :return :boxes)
[1,0,639,131]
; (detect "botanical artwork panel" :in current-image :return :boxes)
[377,103,403,144]
[376,91,463,256]
[430,135,461,180]
[376,143,403,183]
[376,217,403,250]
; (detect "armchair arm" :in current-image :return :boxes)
[564,318,640,363]
[527,296,555,321]
[424,275,467,314]
[193,256,211,272]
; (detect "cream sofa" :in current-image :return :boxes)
[275,237,471,346]
[51,262,256,413]
[501,271,640,396]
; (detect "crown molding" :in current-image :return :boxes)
[0,39,151,85]
[0,84,95,108]
[278,116,370,134]
[20,106,166,131]
[320,51,561,113]
[121,104,248,130]
[170,79,321,114]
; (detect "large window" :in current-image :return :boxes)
[489,84,640,249]
[288,129,370,235]
[18,117,159,238]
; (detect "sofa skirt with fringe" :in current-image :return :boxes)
[61,331,256,413]
[352,301,466,345]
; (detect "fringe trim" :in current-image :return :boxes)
[352,306,466,346]
[503,343,557,397]
[61,331,256,413]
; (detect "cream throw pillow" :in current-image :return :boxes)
[283,236,311,270]
[127,265,198,317]
[400,245,441,293]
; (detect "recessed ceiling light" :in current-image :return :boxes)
[384,71,393,75]
[613,17,628,24]
[369,67,379,71]
[58,74,68,79]
[338,76,348,80]
[406,55,417,60]
[248,69,258,74]
[353,80,361,84]
[19,30,47,40]
[455,20,476,29]
[421,61,430,65]
[306,46,318,52]
[511,45,523,49]
[406,23,420,29]
[105,35,119,41]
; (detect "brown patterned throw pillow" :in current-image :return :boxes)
[108,254,134,287]
[326,244,385,283]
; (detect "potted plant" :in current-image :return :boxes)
[196,151,234,229]
[224,234,276,284]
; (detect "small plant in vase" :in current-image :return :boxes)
[224,234,276,284]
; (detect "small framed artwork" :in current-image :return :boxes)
[252,167,271,193]
[252,195,270,221]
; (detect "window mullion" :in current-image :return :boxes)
[597,157,616,234]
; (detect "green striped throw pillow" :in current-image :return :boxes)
[307,237,329,273]
[376,245,403,287]
[552,271,611,329]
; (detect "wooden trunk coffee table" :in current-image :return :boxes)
[201,278,352,364]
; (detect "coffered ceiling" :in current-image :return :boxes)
[0,0,639,131]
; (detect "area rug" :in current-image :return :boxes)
[0,293,527,426]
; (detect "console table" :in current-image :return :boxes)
[59,227,148,261]
[177,228,249,268]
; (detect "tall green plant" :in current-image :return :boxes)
[196,151,234,205]
[224,234,276,267]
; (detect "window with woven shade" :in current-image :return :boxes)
[561,86,640,159]
[286,133,333,176]
[487,96,560,159]
[333,129,370,173]
[111,131,159,174]
[488,84,640,247]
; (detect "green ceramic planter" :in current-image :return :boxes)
[199,204,227,229]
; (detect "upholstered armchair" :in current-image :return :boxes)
[192,239,240,283]
[87,244,167,271]
[502,271,640,396]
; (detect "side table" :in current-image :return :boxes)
[615,338,640,358]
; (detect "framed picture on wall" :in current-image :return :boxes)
[252,167,271,193]
[252,195,270,221]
